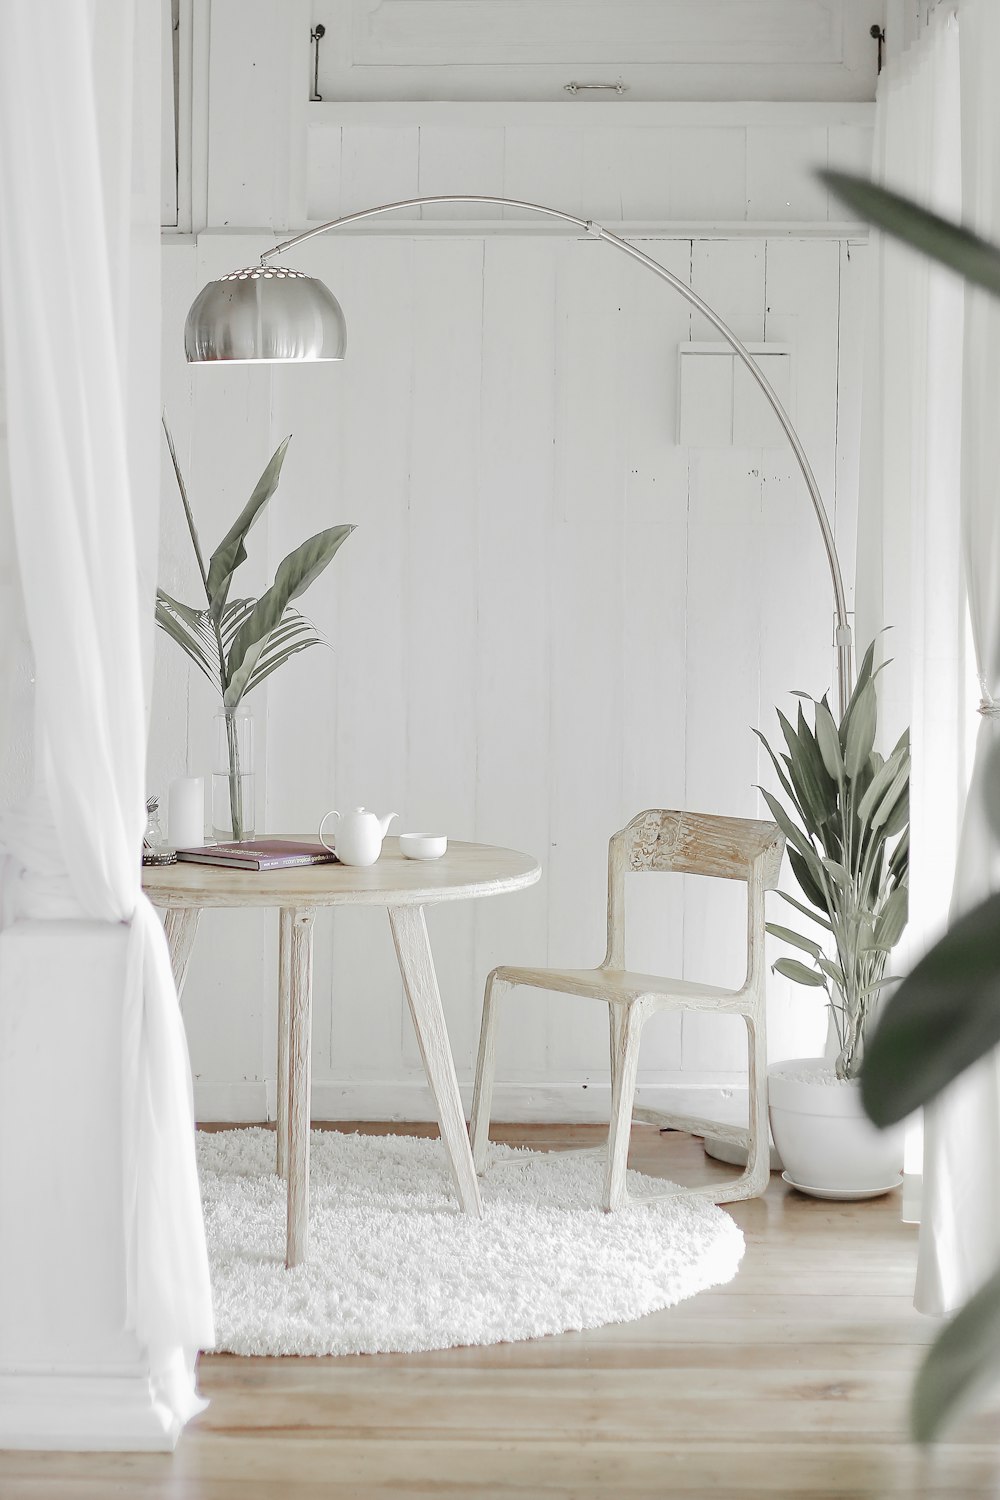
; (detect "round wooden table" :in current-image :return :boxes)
[143,838,540,1267]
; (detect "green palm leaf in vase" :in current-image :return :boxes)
[156,417,354,839]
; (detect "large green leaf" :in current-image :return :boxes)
[753,728,803,821]
[861,891,1000,1126]
[872,883,909,951]
[797,704,838,808]
[766,922,823,960]
[777,888,833,931]
[157,588,205,633]
[782,705,838,834]
[773,957,827,988]
[821,855,851,889]
[220,597,256,647]
[889,825,910,885]
[814,698,845,781]
[787,845,830,914]
[225,524,355,704]
[871,762,909,833]
[823,171,1000,300]
[839,638,876,746]
[757,787,822,875]
[206,437,292,621]
[912,1265,1000,1442]
[882,782,910,838]
[817,955,845,989]
[243,635,324,696]
[242,611,326,696]
[857,747,906,830]
[844,679,878,779]
[155,591,220,688]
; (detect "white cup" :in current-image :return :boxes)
[168,776,205,849]
[398,833,447,861]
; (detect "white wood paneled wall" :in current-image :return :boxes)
[153,220,866,1124]
[304,102,874,228]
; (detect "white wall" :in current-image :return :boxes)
[154,225,867,1124]
[151,10,872,1125]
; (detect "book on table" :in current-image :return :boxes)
[176,839,339,871]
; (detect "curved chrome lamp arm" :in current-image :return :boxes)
[263,194,853,713]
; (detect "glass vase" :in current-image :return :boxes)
[213,704,255,842]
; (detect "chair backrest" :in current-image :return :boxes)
[604,809,785,973]
[616,809,784,888]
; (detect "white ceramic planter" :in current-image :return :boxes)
[768,1058,904,1199]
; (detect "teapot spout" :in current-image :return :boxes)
[378,811,398,839]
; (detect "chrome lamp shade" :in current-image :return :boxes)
[184,265,347,364]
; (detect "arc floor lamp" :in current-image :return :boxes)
[184,194,854,713]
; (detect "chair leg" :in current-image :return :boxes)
[470,970,507,1174]
[609,1002,626,1095]
[604,1001,644,1212]
[743,1010,770,1198]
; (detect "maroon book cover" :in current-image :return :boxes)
[176,839,338,871]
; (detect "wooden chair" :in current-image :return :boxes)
[469,809,785,1210]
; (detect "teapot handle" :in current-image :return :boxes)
[318,809,340,854]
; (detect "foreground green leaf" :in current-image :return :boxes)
[823,171,1000,300]
[913,1265,1000,1442]
[861,891,1000,1126]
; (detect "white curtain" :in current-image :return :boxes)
[0,0,213,1421]
[916,0,1000,1317]
[854,12,972,1250]
[857,14,967,976]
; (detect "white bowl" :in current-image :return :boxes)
[399,833,448,861]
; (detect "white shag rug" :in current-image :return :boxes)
[197,1127,745,1357]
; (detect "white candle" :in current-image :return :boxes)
[168,776,204,849]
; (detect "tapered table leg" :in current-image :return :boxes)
[276,908,293,1180]
[285,908,316,1268]
[162,907,201,997]
[388,905,482,1218]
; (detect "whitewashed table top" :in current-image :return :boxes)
[142,837,541,909]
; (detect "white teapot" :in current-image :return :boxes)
[319,807,397,867]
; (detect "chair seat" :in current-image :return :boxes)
[493,964,741,1007]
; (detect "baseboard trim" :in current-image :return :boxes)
[0,1370,182,1452]
[193,1081,267,1122]
[196,1078,748,1128]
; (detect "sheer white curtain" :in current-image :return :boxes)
[0,0,213,1420]
[916,0,1000,1317]
[854,11,972,1253]
[856,13,967,975]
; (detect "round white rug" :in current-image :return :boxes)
[197,1127,745,1357]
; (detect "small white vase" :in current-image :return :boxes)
[768,1058,903,1199]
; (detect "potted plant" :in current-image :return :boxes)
[155,419,354,840]
[757,641,910,1197]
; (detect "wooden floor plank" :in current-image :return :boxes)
[1,1123,996,1499]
